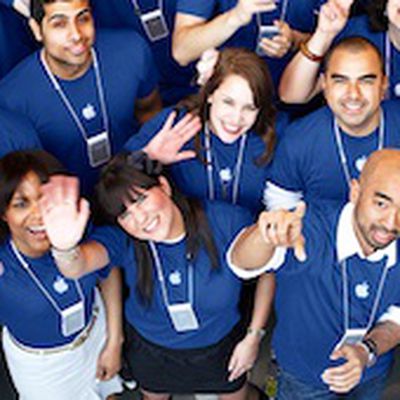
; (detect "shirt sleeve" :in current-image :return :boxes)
[89,225,130,267]
[176,0,216,18]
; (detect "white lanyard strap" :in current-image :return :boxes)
[204,124,247,205]
[256,0,289,26]
[10,240,84,315]
[333,110,385,187]
[149,241,194,307]
[131,0,163,14]
[342,258,389,332]
[385,32,391,93]
[40,48,109,142]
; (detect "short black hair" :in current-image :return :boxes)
[323,36,385,75]
[30,0,91,24]
[0,150,65,242]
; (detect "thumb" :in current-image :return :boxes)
[330,347,343,361]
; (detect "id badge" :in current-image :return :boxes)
[334,328,367,351]
[140,9,169,42]
[256,25,280,55]
[167,302,199,332]
[87,131,111,167]
[61,301,85,337]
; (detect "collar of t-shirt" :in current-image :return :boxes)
[336,202,397,268]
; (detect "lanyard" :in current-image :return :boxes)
[341,258,389,332]
[131,0,164,15]
[149,241,194,307]
[10,240,85,316]
[40,48,110,143]
[256,0,289,27]
[333,110,384,187]
[204,124,247,205]
[385,32,391,98]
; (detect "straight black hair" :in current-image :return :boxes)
[95,151,219,304]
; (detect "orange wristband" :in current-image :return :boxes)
[299,41,324,63]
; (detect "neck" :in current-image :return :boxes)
[337,114,381,138]
[43,50,93,80]
[389,23,400,51]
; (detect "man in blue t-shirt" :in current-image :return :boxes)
[228,148,400,399]
[264,36,400,209]
[0,0,162,194]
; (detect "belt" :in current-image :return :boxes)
[9,306,99,356]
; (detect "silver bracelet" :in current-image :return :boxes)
[247,327,266,338]
[51,246,80,263]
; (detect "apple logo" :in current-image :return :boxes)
[355,156,367,173]
[219,168,232,182]
[53,276,69,294]
[169,271,182,286]
[355,281,369,299]
[82,103,96,120]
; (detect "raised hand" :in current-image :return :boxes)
[144,111,201,164]
[39,176,90,251]
[316,0,354,37]
[196,48,219,86]
[258,20,294,58]
[232,0,278,26]
[321,343,368,393]
[258,202,306,261]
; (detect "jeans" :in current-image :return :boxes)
[277,368,387,400]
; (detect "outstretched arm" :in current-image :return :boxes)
[279,0,353,103]
[230,202,306,272]
[172,0,277,66]
[40,175,110,278]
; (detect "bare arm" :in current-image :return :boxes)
[228,273,276,380]
[231,203,306,270]
[134,89,163,125]
[172,0,277,66]
[40,176,111,278]
[279,0,353,103]
[96,267,124,381]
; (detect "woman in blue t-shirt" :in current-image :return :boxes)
[39,152,268,400]
[0,150,122,400]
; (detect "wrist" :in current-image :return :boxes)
[360,338,378,367]
[246,327,266,341]
[227,7,251,28]
[299,41,324,63]
[51,245,80,263]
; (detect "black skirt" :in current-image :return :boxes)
[124,322,247,394]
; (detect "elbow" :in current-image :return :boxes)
[172,32,191,67]
[172,43,190,67]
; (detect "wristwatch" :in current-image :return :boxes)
[360,337,378,367]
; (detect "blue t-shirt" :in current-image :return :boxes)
[0,108,42,156]
[0,5,37,80]
[338,15,400,100]
[0,30,158,195]
[91,201,252,349]
[272,202,400,387]
[91,0,196,106]
[125,107,288,215]
[176,0,324,88]
[0,240,105,348]
[268,101,400,204]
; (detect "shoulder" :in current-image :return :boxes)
[95,29,150,54]
[278,107,333,147]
